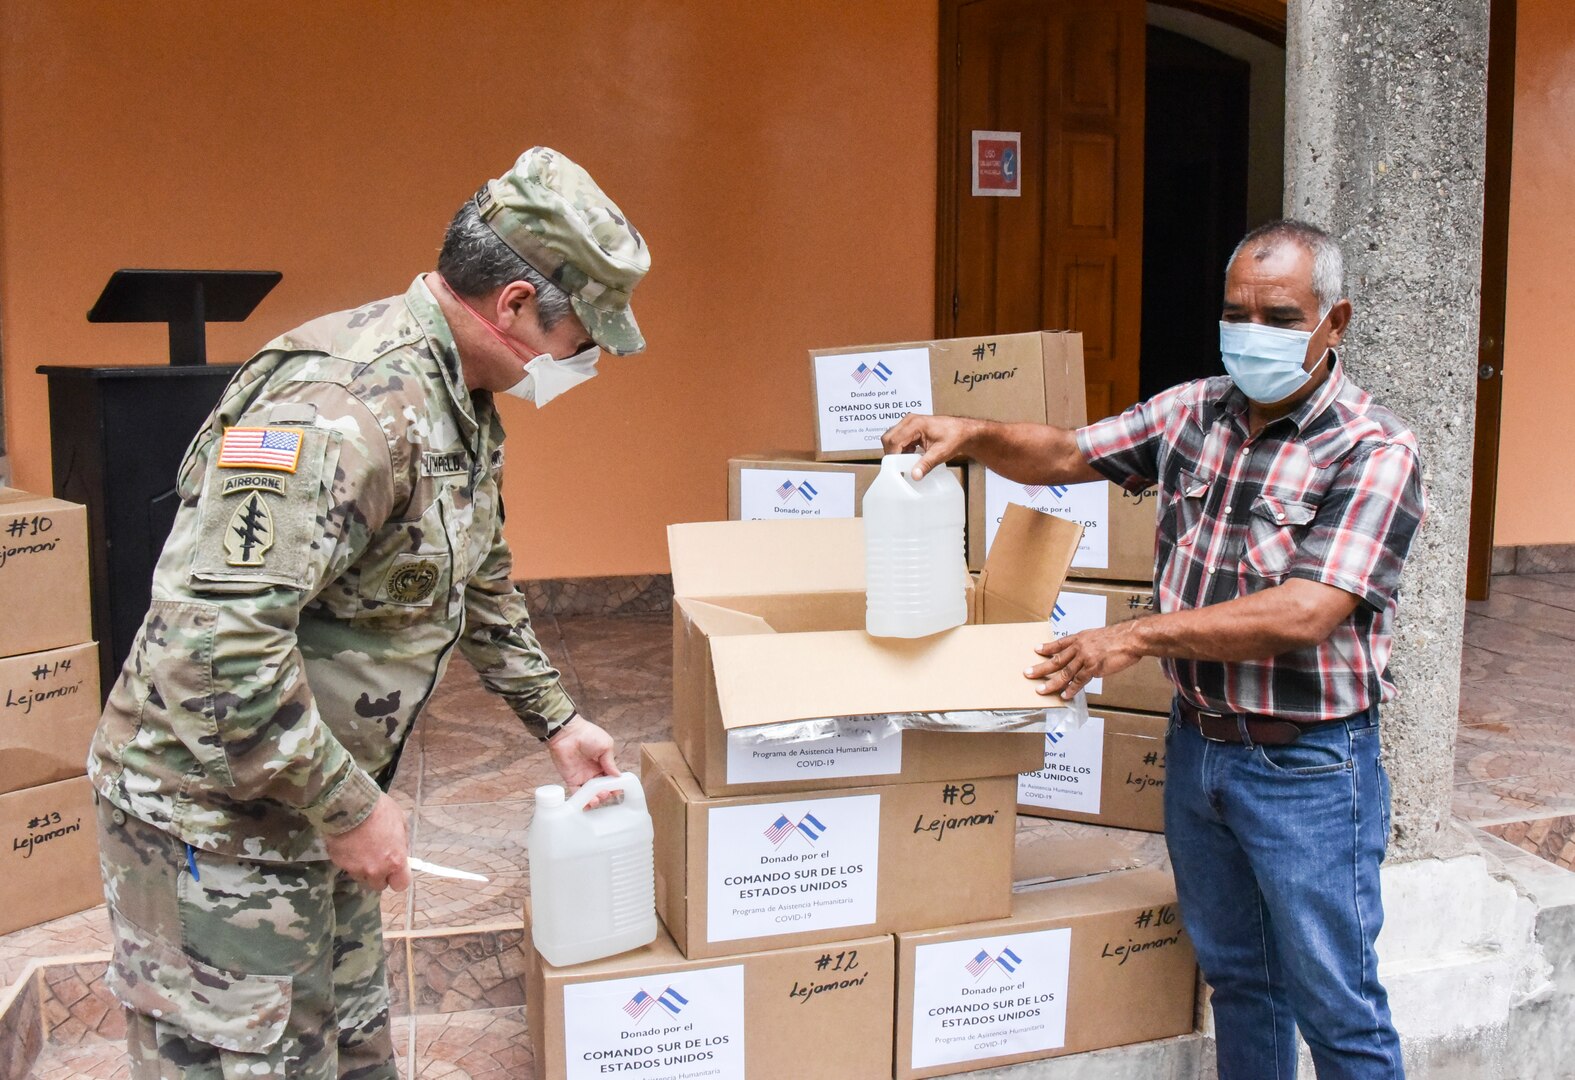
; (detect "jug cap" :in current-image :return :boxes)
[535,784,566,807]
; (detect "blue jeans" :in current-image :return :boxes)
[1164,700,1404,1080]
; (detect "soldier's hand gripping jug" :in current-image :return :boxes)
[863,452,968,637]
[527,772,657,966]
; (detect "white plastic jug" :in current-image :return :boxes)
[863,452,968,638]
[526,772,657,968]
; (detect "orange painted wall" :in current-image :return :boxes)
[1496,1,1575,546]
[0,1,939,576]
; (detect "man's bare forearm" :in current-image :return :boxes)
[1128,580,1360,662]
[966,421,1103,486]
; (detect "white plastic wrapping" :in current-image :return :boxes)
[727,692,1091,748]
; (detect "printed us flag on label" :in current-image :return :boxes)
[217,427,303,473]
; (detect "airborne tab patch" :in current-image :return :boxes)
[218,427,303,473]
[221,473,286,498]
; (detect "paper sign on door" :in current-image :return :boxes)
[562,964,745,1080]
[737,468,857,521]
[814,348,933,454]
[1018,715,1105,814]
[707,794,880,942]
[909,928,1072,1069]
[972,130,1023,197]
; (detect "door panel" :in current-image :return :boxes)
[940,0,1146,420]
[1064,10,1123,115]
[1065,134,1116,232]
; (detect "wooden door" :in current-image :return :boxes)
[937,0,1147,420]
[1467,0,1516,600]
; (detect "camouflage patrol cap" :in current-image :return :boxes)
[474,147,650,356]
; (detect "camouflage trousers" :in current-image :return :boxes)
[96,800,398,1079]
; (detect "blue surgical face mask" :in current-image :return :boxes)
[1219,315,1328,404]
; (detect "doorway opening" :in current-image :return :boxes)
[1140,4,1285,400]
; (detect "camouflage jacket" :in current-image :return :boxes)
[90,276,577,862]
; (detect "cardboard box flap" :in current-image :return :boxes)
[709,621,1062,730]
[668,519,865,599]
[674,597,777,639]
[978,504,1082,623]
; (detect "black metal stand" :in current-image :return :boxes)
[43,268,282,697]
[86,269,281,367]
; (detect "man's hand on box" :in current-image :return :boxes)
[882,414,979,480]
[1027,622,1145,700]
[547,715,621,808]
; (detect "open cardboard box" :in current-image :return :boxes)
[668,505,1084,798]
[808,332,1087,462]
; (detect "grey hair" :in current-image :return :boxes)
[436,200,574,329]
[1227,219,1345,317]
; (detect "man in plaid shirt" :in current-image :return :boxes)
[887,220,1421,1079]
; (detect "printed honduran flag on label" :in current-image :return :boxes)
[217,427,303,473]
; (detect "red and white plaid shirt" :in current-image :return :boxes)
[1076,358,1425,723]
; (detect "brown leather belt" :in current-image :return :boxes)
[1177,697,1305,746]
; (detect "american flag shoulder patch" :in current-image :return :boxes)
[218,427,304,473]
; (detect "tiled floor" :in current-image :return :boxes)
[9,574,1575,1077]
[1462,572,1575,865]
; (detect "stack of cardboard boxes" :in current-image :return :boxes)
[728,334,1173,835]
[0,488,104,935]
[526,335,1195,1078]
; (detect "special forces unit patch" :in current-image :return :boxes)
[223,491,275,567]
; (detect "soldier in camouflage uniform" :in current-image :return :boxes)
[89,147,650,1078]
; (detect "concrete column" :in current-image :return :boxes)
[1284,0,1489,861]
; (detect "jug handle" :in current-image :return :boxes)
[566,771,639,812]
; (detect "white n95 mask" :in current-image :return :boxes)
[503,344,602,407]
[1218,315,1328,404]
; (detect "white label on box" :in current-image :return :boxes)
[814,347,933,454]
[1017,716,1105,813]
[910,928,1072,1069]
[737,468,857,521]
[726,721,903,783]
[706,794,880,942]
[1047,591,1109,694]
[562,963,745,1080]
[984,470,1109,568]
